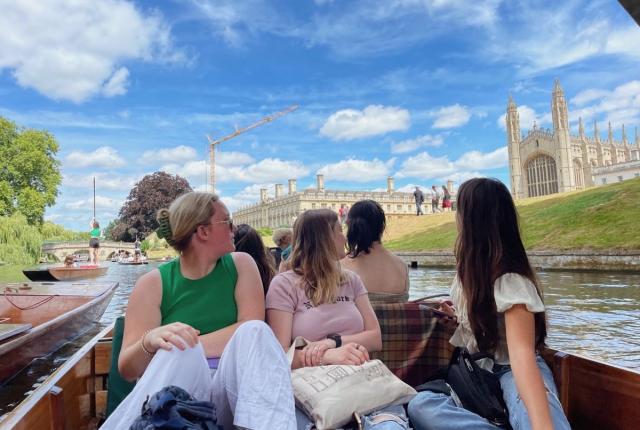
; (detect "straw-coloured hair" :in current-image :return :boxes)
[290,209,345,306]
[156,191,219,252]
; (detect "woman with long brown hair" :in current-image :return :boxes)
[408,178,570,430]
[234,223,276,294]
[266,209,409,429]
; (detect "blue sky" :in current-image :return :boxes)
[1,0,639,231]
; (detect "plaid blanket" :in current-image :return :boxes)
[371,302,455,387]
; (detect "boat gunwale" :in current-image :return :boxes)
[0,282,118,355]
[0,322,115,428]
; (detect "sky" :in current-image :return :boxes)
[1,0,639,231]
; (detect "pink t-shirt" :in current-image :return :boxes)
[266,269,368,342]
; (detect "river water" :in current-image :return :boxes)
[1,262,639,416]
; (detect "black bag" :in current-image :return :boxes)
[130,385,220,430]
[417,348,510,428]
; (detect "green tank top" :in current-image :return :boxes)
[90,227,100,238]
[158,254,238,335]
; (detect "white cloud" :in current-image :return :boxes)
[454,147,508,170]
[396,147,507,179]
[141,145,198,164]
[161,160,208,186]
[391,134,444,154]
[317,158,396,183]
[102,67,130,97]
[486,1,640,74]
[320,105,410,141]
[217,151,255,167]
[0,0,186,103]
[162,157,309,186]
[431,104,471,129]
[497,105,551,131]
[569,80,640,129]
[62,172,138,191]
[65,146,126,168]
[65,195,121,210]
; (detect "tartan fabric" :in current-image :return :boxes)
[371,302,455,387]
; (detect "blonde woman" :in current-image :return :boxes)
[266,209,409,429]
[102,192,296,430]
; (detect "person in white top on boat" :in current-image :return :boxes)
[408,178,571,430]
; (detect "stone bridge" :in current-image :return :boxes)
[41,241,135,261]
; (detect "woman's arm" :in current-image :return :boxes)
[505,304,553,430]
[266,308,308,369]
[118,270,199,381]
[198,252,265,357]
[340,294,382,352]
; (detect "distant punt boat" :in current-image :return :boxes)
[117,260,148,265]
[23,266,109,282]
[0,281,118,384]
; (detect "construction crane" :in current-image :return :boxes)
[206,104,299,192]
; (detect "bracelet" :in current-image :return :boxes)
[140,329,155,357]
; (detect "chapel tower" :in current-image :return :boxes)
[551,80,576,192]
[506,96,524,198]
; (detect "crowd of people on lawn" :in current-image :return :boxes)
[101,178,570,430]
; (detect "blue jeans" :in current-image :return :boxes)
[296,404,409,430]
[408,356,571,430]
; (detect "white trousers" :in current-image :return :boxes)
[101,320,296,430]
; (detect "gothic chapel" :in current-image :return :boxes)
[507,80,640,198]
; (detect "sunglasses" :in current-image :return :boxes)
[194,218,234,233]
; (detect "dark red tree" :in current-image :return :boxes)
[112,172,192,241]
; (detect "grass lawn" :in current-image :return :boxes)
[386,177,640,252]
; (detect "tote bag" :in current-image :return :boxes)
[287,337,416,430]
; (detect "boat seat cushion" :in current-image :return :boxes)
[106,316,136,418]
[371,302,455,387]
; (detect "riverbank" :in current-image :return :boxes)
[396,250,640,272]
[385,178,640,255]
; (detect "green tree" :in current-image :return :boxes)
[113,172,192,241]
[0,117,62,224]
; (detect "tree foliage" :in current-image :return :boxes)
[0,117,62,224]
[112,172,192,241]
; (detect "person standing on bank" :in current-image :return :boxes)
[101,192,296,430]
[89,218,100,265]
[430,185,441,213]
[413,186,425,216]
[408,178,570,430]
[441,185,452,212]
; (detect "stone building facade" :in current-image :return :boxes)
[233,175,455,228]
[507,80,640,199]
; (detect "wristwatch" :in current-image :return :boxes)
[326,333,342,348]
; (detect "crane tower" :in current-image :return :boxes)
[206,105,299,192]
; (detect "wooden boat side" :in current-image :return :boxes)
[48,267,108,282]
[0,283,118,383]
[3,309,640,429]
[0,323,114,430]
[542,347,640,430]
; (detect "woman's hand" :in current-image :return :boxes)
[436,301,458,329]
[302,339,334,367]
[321,343,369,365]
[143,322,200,353]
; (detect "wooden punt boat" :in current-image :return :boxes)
[0,282,118,385]
[22,266,109,282]
[117,261,148,265]
[47,266,109,281]
[1,302,639,429]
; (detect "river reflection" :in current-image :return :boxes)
[1,262,639,416]
[409,267,640,370]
